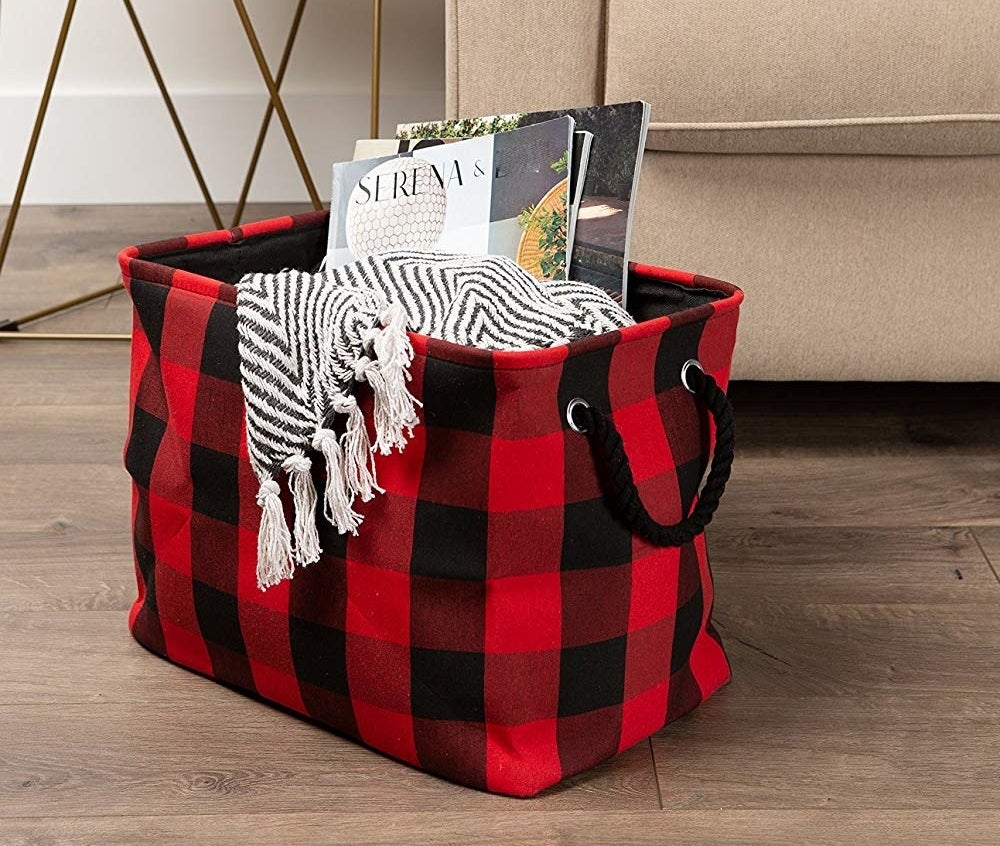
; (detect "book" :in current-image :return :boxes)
[326,116,575,280]
[355,130,592,260]
[398,101,651,304]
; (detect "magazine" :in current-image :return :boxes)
[568,130,593,267]
[398,101,651,303]
[354,129,592,261]
[326,116,575,280]
[352,137,460,159]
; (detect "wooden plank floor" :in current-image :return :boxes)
[2,206,999,844]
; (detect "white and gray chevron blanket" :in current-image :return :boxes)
[237,250,633,589]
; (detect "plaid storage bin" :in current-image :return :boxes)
[119,210,743,797]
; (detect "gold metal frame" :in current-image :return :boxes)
[0,0,222,341]
[1,0,385,342]
[232,0,322,211]
[371,0,382,138]
[124,0,224,230]
[0,331,132,342]
[0,0,77,283]
[231,0,309,227]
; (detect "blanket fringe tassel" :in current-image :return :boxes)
[334,394,383,502]
[361,302,421,455]
[255,479,295,590]
[282,453,321,567]
[312,427,363,535]
[254,302,423,591]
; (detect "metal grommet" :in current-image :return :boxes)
[566,397,591,434]
[681,359,704,393]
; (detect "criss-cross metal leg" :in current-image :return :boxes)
[231,0,383,222]
[1,0,386,342]
[233,0,322,211]
[371,0,382,138]
[123,0,223,230]
[0,0,222,340]
[0,0,78,284]
[231,0,309,227]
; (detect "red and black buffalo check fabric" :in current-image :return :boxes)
[119,211,743,797]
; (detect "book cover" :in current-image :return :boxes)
[357,131,591,262]
[398,101,651,303]
[327,117,575,280]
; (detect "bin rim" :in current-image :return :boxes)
[119,210,743,372]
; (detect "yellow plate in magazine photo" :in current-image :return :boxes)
[517,177,569,280]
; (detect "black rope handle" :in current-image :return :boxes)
[568,361,735,547]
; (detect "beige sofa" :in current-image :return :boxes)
[445,0,1000,380]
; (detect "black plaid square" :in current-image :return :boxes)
[410,575,485,652]
[411,501,488,581]
[653,318,704,394]
[190,443,240,526]
[288,616,349,696]
[192,579,253,687]
[421,356,496,434]
[558,635,629,717]
[411,647,485,721]
[200,300,242,383]
[561,496,633,570]
[125,405,166,490]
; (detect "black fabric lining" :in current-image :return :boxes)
[626,275,726,323]
[152,221,723,321]
[155,221,329,283]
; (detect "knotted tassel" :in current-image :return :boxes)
[374,301,415,372]
[357,303,421,455]
[255,479,294,591]
[281,453,321,567]
[331,393,383,502]
[311,427,362,534]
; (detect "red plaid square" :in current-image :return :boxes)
[345,561,410,645]
[657,387,704,468]
[485,572,562,653]
[628,546,682,632]
[159,286,212,372]
[374,422,426,499]
[418,428,492,509]
[159,616,213,676]
[488,432,564,512]
[249,660,307,715]
[492,364,563,438]
[624,617,674,701]
[192,374,244,455]
[613,396,674,484]
[560,566,633,648]
[347,493,416,574]
[353,701,418,766]
[619,681,669,753]
[147,489,192,575]
[487,718,560,796]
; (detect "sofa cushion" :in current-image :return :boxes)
[630,152,1000,380]
[606,0,1000,155]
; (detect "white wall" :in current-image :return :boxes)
[0,0,445,204]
